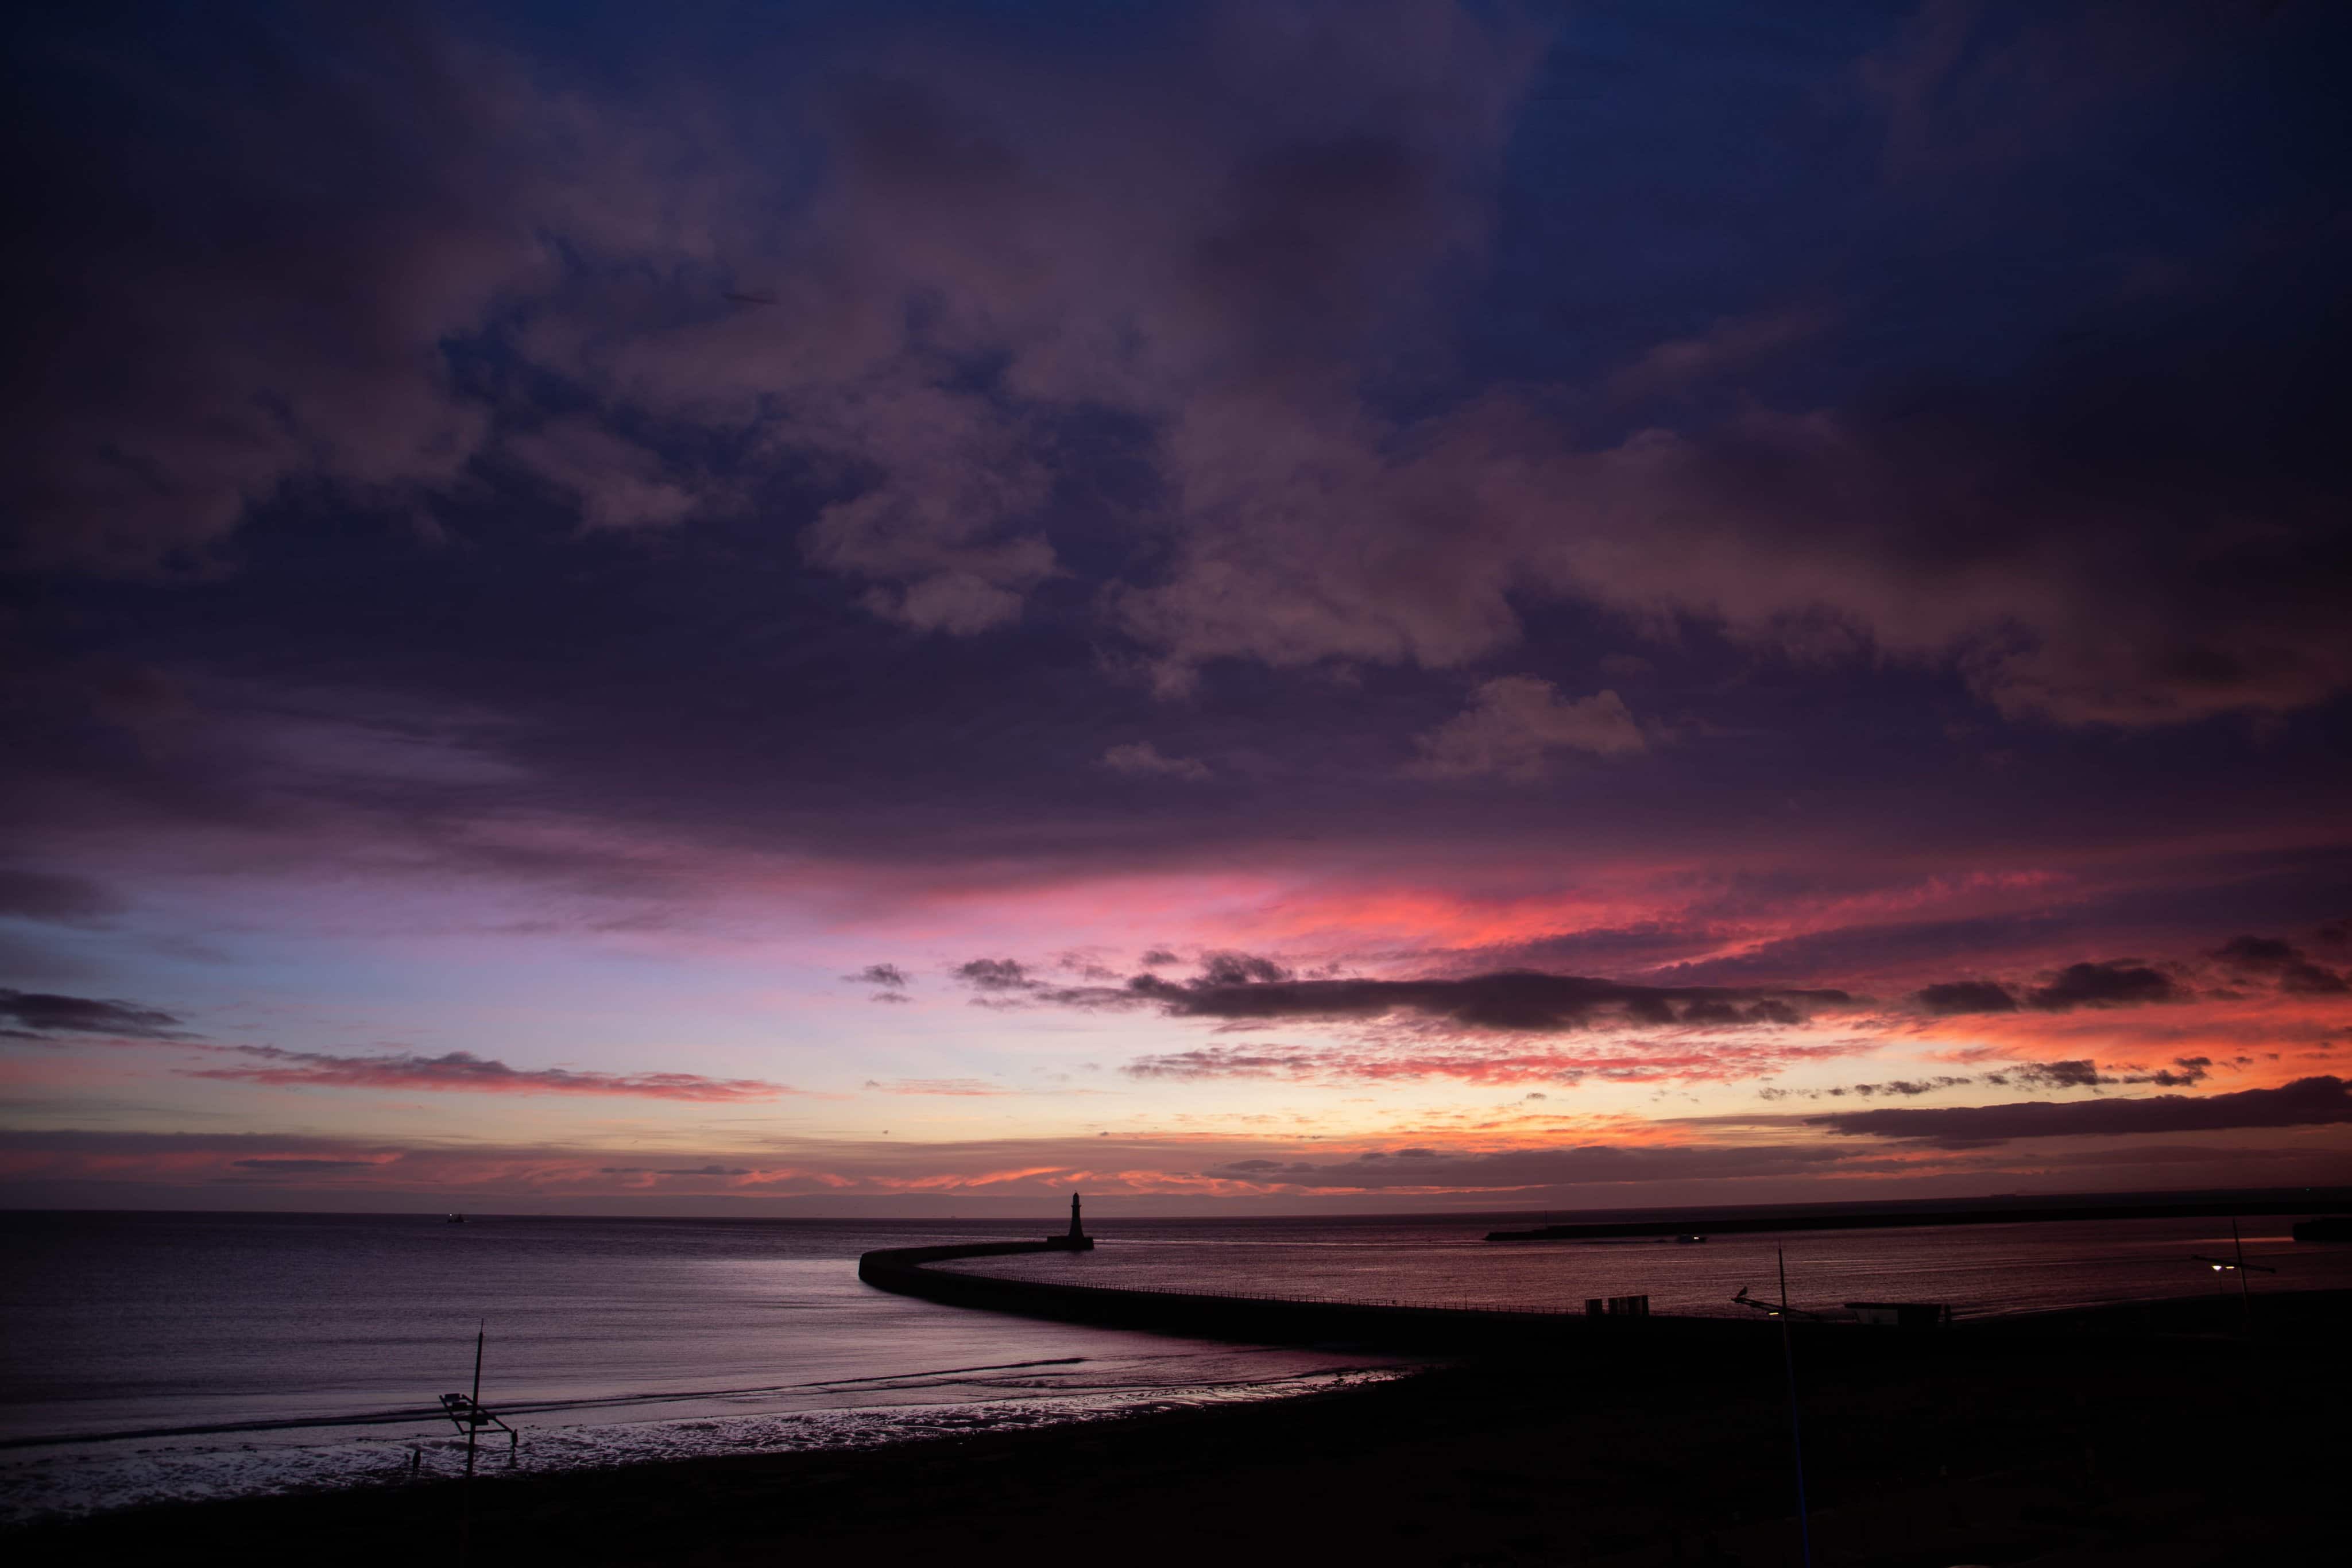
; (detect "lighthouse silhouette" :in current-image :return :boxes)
[1046,1191,1096,1250]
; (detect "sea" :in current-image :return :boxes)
[5,1207,2347,1524]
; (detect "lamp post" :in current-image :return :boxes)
[1777,1248,1814,1568]
[2191,1221,2274,1333]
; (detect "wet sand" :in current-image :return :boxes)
[14,1290,2345,1566]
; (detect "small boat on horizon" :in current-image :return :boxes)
[446,1213,466,1225]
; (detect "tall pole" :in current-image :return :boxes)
[2231,1221,2252,1330]
[1778,1247,1814,1568]
[459,1321,482,1568]
[467,1321,483,1478]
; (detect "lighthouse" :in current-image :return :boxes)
[1046,1191,1096,1250]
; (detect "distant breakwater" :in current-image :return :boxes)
[860,1241,1786,1353]
[856,1242,2349,1357]
[1487,1193,2352,1243]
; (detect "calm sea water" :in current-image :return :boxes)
[3,1209,2344,1522]
[0,1212,1407,1523]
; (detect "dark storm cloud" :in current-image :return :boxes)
[3,11,572,570]
[1113,245,2352,723]
[2218,935,2299,966]
[1815,1076,2352,1149]
[1121,967,1849,1034]
[2025,961,2181,1011]
[4,1,797,575]
[1916,980,2018,1015]
[0,2,2343,837]
[11,2,2340,733]
[1912,961,2185,1017]
[0,988,187,1040]
[2211,935,2349,995]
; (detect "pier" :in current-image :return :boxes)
[856,1232,1897,1354]
[861,1238,1689,1350]
[859,1214,2339,1355]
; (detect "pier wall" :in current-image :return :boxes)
[857,1241,1778,1354]
[857,1242,2341,1362]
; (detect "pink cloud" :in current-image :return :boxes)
[861,1077,1016,1097]
[182,1044,795,1101]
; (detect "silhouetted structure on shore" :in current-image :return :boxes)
[1044,1192,1095,1250]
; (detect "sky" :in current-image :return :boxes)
[3,0,2349,1216]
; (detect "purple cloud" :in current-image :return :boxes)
[1117,967,1848,1034]
[1815,1077,2352,1149]
[1,988,187,1040]
[184,1045,795,1102]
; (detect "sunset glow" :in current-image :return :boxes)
[3,0,2347,1217]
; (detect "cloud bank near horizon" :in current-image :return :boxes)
[1814,1077,2352,1149]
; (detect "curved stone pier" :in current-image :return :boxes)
[857,1240,1771,1352]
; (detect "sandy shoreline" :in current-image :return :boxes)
[12,1287,2345,1566]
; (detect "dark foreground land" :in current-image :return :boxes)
[17,1292,2347,1567]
